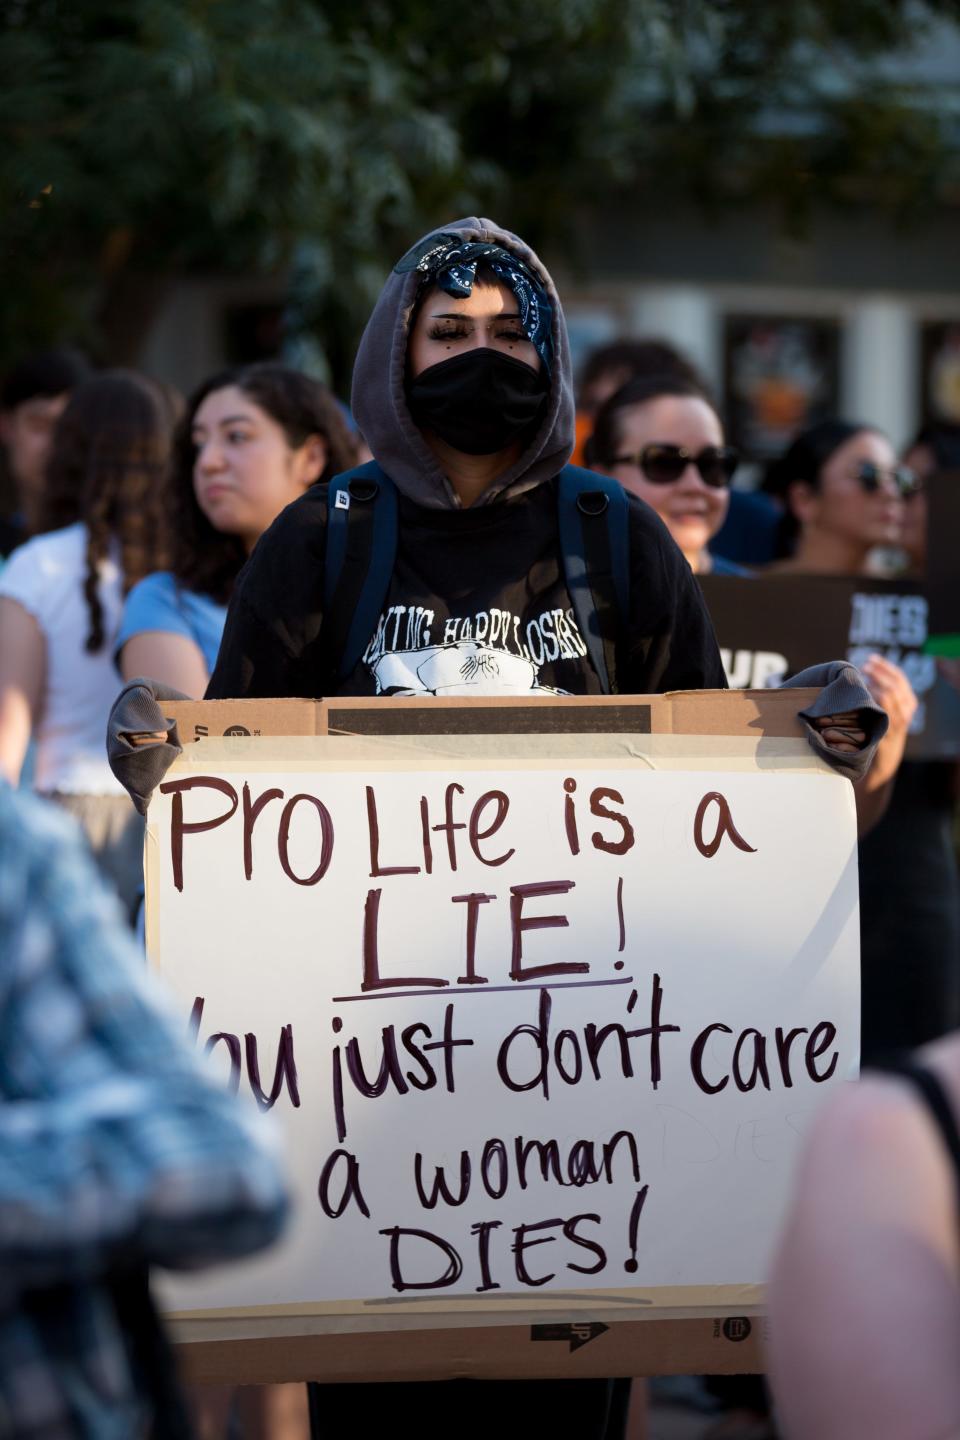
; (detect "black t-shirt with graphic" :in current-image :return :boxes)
[207,476,727,700]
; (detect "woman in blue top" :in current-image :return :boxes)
[117,362,358,695]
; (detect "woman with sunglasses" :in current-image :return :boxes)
[764,418,918,574]
[765,418,958,1066]
[585,374,741,575]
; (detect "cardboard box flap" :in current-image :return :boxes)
[664,687,819,738]
[163,689,822,744]
[166,698,324,745]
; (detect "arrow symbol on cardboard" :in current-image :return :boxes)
[530,1323,609,1352]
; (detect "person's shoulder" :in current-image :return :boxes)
[551,469,680,573]
[129,568,177,594]
[230,482,330,634]
[255,481,329,557]
[621,490,693,583]
[1,521,84,572]
[0,523,86,610]
[623,489,676,546]
[119,571,193,647]
[125,569,179,606]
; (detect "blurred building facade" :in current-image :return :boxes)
[137,20,960,464]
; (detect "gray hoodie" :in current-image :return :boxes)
[351,216,575,509]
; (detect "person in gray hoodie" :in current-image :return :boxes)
[204,218,729,703]
[110,219,885,1439]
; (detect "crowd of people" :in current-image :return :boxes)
[0,216,957,1439]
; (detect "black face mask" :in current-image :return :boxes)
[406,348,549,455]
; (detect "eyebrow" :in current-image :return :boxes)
[428,311,523,320]
[191,414,257,433]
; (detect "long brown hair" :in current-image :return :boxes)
[169,363,359,604]
[37,370,174,651]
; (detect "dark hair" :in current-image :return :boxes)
[37,370,174,652]
[578,338,707,403]
[584,373,718,470]
[762,418,879,555]
[1,347,92,410]
[169,363,359,604]
[907,421,960,474]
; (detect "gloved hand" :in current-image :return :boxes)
[783,660,889,780]
[107,678,188,816]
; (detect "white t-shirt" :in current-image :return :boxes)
[0,523,125,794]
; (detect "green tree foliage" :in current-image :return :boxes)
[2,0,959,381]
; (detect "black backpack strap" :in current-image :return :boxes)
[557,465,630,694]
[872,1055,960,1187]
[324,461,398,681]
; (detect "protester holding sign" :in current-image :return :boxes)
[111,219,887,1440]
[168,220,733,1438]
[117,363,358,698]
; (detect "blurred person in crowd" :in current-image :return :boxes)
[117,363,358,697]
[0,347,92,557]
[0,777,288,1437]
[763,418,956,1058]
[768,1033,960,1440]
[585,373,744,575]
[0,371,172,916]
[900,420,960,573]
[584,378,893,829]
[576,337,779,565]
[577,336,706,417]
[573,335,705,466]
[762,418,917,573]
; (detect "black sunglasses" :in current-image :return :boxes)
[850,461,920,498]
[612,443,739,489]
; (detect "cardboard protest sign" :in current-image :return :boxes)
[699,574,960,760]
[146,697,858,1379]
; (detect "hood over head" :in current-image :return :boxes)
[351,217,575,509]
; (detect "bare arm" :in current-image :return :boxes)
[768,1072,960,1440]
[119,631,210,700]
[0,596,45,784]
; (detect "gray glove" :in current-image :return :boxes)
[107,678,188,816]
[783,660,889,780]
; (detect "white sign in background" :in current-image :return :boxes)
[149,757,859,1312]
